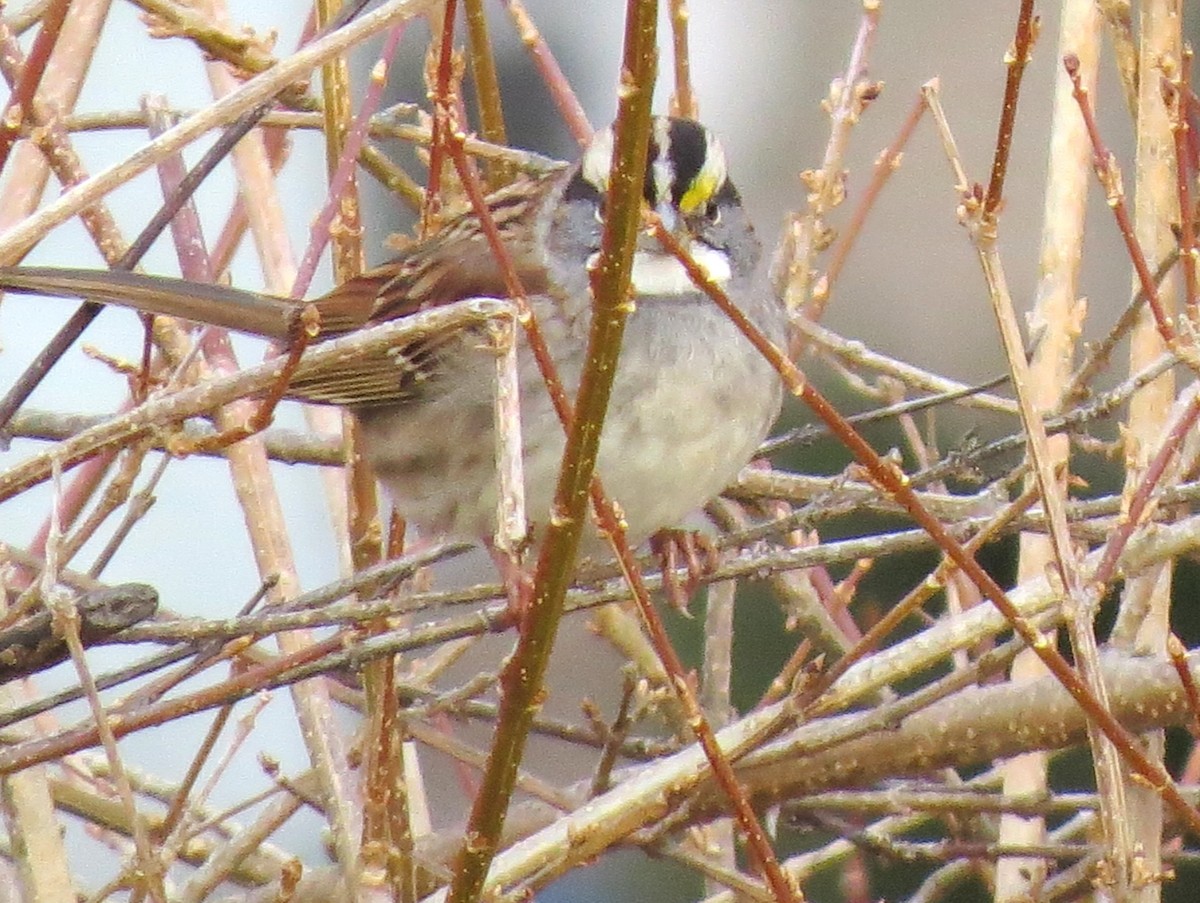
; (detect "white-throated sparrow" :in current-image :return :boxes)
[0,117,785,553]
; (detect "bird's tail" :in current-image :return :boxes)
[0,267,300,340]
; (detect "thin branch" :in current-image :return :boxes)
[0,0,441,263]
[446,3,663,898]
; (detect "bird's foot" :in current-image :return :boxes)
[649,529,721,613]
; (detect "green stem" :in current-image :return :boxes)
[444,0,659,900]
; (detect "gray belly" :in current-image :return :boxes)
[356,294,785,552]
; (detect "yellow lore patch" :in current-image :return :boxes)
[679,171,719,215]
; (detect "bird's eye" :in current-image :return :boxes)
[705,202,722,225]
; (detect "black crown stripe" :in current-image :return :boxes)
[665,118,709,207]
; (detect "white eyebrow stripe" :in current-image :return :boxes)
[702,128,727,190]
[651,117,674,205]
[580,126,616,190]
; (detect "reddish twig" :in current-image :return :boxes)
[1065,53,1181,351]
[499,0,591,145]
[0,101,272,431]
[0,631,348,774]
[0,0,73,169]
[821,89,924,299]
[654,217,1200,841]
[421,0,458,235]
[1169,635,1200,739]
[805,483,1040,714]
[293,20,406,297]
[1092,390,1200,589]
[789,2,880,322]
[983,0,1037,215]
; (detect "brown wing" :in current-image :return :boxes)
[0,171,565,409]
[287,172,562,408]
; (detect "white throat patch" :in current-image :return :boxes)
[588,245,732,296]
